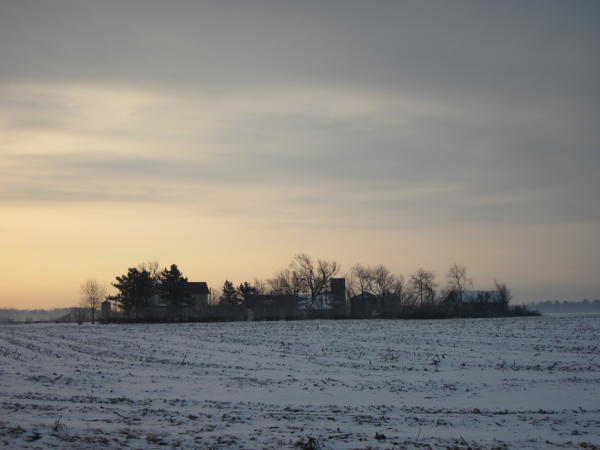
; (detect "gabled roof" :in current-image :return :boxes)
[189,282,209,295]
[350,291,378,302]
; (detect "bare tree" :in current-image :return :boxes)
[344,270,357,303]
[391,274,407,310]
[370,265,396,314]
[291,254,339,310]
[350,264,373,298]
[409,268,437,306]
[80,279,106,324]
[292,253,317,301]
[494,280,512,306]
[253,278,268,295]
[268,268,302,296]
[138,261,161,281]
[208,286,218,305]
[317,258,340,309]
[446,263,472,303]
[371,265,396,300]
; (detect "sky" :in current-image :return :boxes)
[1,0,599,308]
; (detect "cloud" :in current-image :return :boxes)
[1,1,600,305]
[1,78,599,229]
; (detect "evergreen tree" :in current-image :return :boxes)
[110,267,155,320]
[238,281,259,302]
[158,264,191,318]
[219,280,239,306]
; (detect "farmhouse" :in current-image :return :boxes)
[349,291,380,315]
[145,281,210,319]
[244,294,299,320]
[349,291,403,316]
[188,281,210,314]
[297,278,347,314]
[243,278,347,320]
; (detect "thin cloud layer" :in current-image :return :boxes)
[1,82,597,225]
[1,1,599,306]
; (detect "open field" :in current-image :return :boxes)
[1,314,599,449]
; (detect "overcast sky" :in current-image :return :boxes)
[1,0,599,308]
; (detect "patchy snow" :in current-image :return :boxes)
[1,314,599,449]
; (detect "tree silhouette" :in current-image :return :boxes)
[238,282,259,302]
[409,268,437,307]
[268,269,302,296]
[350,264,374,298]
[110,267,155,320]
[494,280,512,307]
[80,279,106,324]
[219,280,239,306]
[446,263,472,303]
[158,264,191,319]
[291,253,339,310]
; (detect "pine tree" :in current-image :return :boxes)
[237,282,258,302]
[158,264,191,319]
[219,280,239,306]
[110,267,155,320]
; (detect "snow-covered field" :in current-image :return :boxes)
[1,315,599,449]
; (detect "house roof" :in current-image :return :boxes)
[189,282,209,295]
[350,292,379,301]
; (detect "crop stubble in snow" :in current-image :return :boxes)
[1,315,599,449]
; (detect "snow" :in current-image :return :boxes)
[1,314,599,449]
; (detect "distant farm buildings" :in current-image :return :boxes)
[145,281,210,319]
[444,290,503,305]
[99,259,518,322]
[243,278,347,321]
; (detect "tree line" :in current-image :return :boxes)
[79,254,518,322]
[81,262,191,322]
[218,254,339,310]
[216,255,511,309]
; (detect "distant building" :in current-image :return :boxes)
[189,282,210,314]
[350,291,380,315]
[147,281,210,319]
[299,293,330,312]
[244,295,299,320]
[297,278,347,314]
[242,278,346,319]
[101,300,111,321]
[330,278,347,314]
